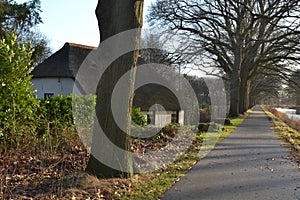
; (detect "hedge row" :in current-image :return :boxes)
[1,94,149,145]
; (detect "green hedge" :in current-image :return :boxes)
[37,95,147,136]
[36,94,96,135]
[1,92,177,145]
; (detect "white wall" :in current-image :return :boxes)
[178,110,184,125]
[155,111,173,127]
[31,77,82,99]
[143,110,185,127]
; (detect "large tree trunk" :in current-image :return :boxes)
[244,80,251,109]
[229,21,244,117]
[86,0,144,178]
[239,78,246,114]
[229,71,240,117]
[229,43,242,117]
[239,77,251,113]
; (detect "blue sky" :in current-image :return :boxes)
[16,0,154,52]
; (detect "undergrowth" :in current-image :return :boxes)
[0,117,245,199]
[0,91,245,200]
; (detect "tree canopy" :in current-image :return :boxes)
[0,0,51,65]
[0,0,42,35]
[148,0,300,116]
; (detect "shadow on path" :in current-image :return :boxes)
[161,106,300,200]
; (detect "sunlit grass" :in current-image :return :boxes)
[116,117,245,199]
[218,118,244,142]
[263,106,300,154]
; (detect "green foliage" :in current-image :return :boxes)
[0,32,39,141]
[162,123,180,134]
[72,94,96,129]
[0,0,51,66]
[0,0,42,36]
[38,94,96,136]
[39,95,73,126]
[131,107,147,127]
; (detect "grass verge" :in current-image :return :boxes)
[115,117,245,199]
[217,118,245,142]
[262,106,300,161]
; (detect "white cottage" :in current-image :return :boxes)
[32,42,185,126]
[133,83,184,126]
[31,43,94,99]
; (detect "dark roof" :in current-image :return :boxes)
[32,43,95,78]
[133,83,181,111]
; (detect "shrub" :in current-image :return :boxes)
[0,33,39,143]
[39,95,73,125]
[37,94,96,136]
[72,94,96,128]
[162,123,181,136]
[131,107,147,127]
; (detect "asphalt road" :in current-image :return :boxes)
[161,106,300,200]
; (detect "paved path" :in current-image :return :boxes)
[161,106,300,200]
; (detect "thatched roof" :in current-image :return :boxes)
[32,42,182,111]
[32,43,95,78]
[133,83,181,111]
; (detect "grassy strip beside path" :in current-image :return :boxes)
[262,106,300,162]
[116,118,245,199]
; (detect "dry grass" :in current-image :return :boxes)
[265,106,300,132]
[0,129,89,199]
[263,106,300,163]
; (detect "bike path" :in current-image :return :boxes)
[161,106,300,200]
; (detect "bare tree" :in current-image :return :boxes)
[249,73,282,105]
[148,0,300,116]
[86,0,144,178]
[289,70,300,113]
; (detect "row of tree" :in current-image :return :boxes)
[87,0,300,178]
[148,0,300,117]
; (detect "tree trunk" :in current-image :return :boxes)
[86,0,144,178]
[229,44,242,117]
[239,77,251,113]
[229,70,240,117]
[245,80,251,108]
[229,21,244,117]
[239,79,246,114]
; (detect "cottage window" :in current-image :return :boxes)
[147,111,155,125]
[171,111,178,123]
[44,93,54,99]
